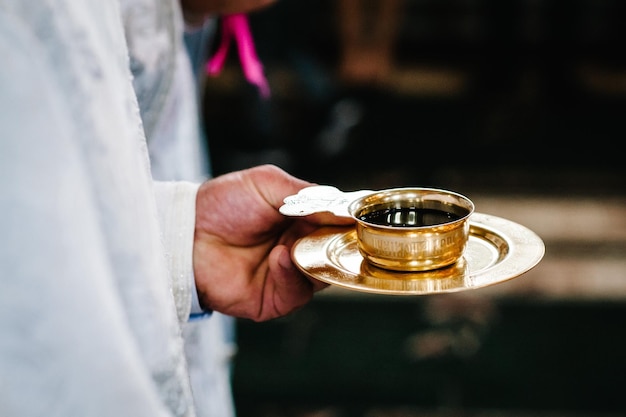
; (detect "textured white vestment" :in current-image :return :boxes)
[121,1,237,416]
[0,1,202,415]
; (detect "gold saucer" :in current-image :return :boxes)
[292,212,545,295]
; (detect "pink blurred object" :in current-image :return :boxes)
[206,13,270,99]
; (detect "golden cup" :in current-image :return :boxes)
[347,187,474,271]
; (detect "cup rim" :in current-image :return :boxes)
[347,187,475,230]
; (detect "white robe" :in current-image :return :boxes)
[121,1,236,416]
[0,0,200,415]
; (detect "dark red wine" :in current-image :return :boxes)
[359,207,464,227]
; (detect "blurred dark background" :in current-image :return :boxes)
[204,0,626,195]
[199,0,626,416]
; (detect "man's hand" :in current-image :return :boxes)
[192,165,354,322]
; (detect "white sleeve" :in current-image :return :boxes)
[153,181,205,321]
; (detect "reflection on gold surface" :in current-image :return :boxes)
[359,258,470,293]
[291,213,545,296]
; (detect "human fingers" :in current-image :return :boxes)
[236,165,356,228]
[254,245,328,321]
